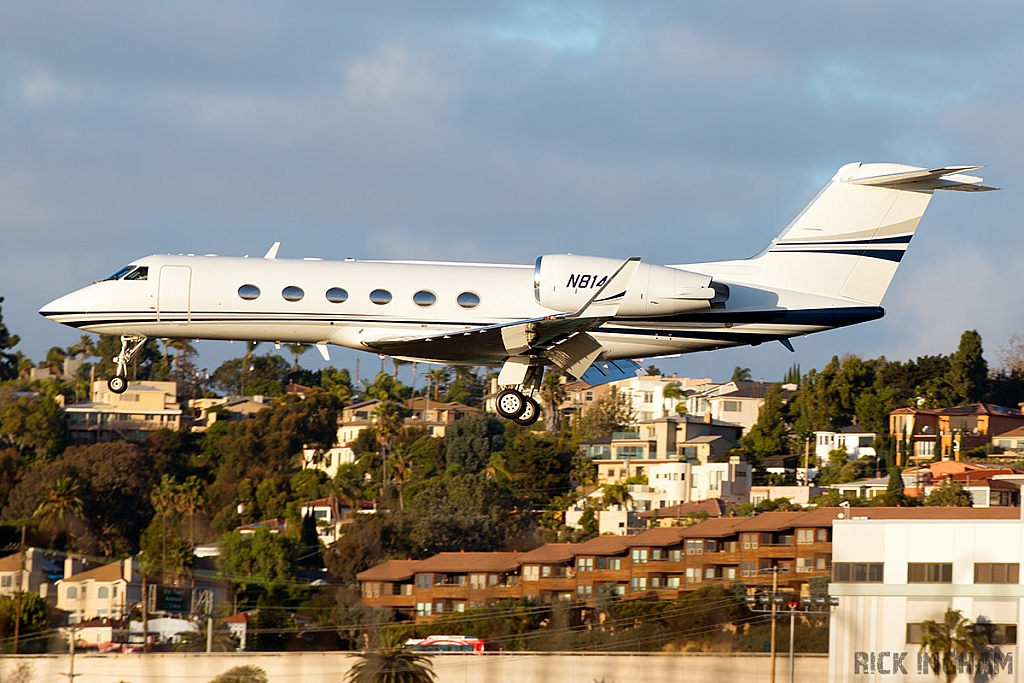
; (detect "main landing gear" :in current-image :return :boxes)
[495,388,541,426]
[107,335,147,394]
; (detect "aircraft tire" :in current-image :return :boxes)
[513,396,540,426]
[108,376,128,394]
[495,389,526,419]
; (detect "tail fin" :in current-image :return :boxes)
[734,163,996,305]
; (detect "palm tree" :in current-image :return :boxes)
[425,368,450,401]
[920,608,987,683]
[174,618,239,652]
[174,476,204,551]
[661,382,683,416]
[34,476,83,523]
[731,366,752,383]
[601,483,632,509]
[570,455,597,490]
[288,343,307,371]
[346,629,435,683]
[539,372,566,433]
[151,475,178,582]
[374,401,407,501]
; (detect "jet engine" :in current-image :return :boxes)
[533,254,728,317]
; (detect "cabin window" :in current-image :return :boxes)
[326,287,349,303]
[413,290,437,307]
[370,289,393,305]
[457,292,481,309]
[104,266,136,281]
[282,286,304,302]
[238,284,261,300]
[124,266,148,281]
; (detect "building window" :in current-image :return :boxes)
[608,559,621,570]
[523,566,539,581]
[577,558,594,572]
[908,563,952,584]
[685,568,701,583]
[667,576,681,588]
[906,623,923,644]
[469,574,486,590]
[416,602,432,617]
[797,530,814,545]
[416,574,432,589]
[67,587,78,599]
[456,292,481,309]
[631,577,647,591]
[369,289,392,305]
[576,584,593,598]
[975,563,1019,584]
[98,586,109,599]
[669,550,683,562]
[643,392,654,404]
[585,391,594,402]
[741,533,759,550]
[632,549,648,564]
[832,563,884,583]
[723,400,741,412]
[488,574,499,586]
[325,287,348,303]
[816,529,828,542]
[982,624,1018,645]
[686,540,703,555]
[0,576,10,588]
[651,549,662,561]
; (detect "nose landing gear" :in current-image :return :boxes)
[495,388,541,426]
[107,335,147,394]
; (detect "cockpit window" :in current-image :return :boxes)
[124,267,148,281]
[104,266,136,281]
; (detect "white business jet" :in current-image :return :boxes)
[40,163,995,425]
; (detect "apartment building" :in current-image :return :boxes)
[813,425,877,463]
[65,381,182,444]
[684,381,796,435]
[358,509,851,622]
[827,507,1022,683]
[56,557,143,623]
[892,403,1024,465]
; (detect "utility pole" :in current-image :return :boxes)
[13,525,25,654]
[769,568,778,683]
[142,576,149,653]
[66,626,78,683]
[788,601,797,683]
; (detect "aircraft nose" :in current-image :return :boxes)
[39,290,86,319]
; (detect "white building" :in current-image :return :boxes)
[56,557,142,623]
[685,381,797,435]
[814,425,877,463]
[828,507,1023,682]
[749,485,826,507]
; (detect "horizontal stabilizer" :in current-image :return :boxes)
[849,166,999,192]
[580,359,643,387]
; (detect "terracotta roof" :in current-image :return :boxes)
[948,469,1017,482]
[71,618,127,628]
[676,518,746,539]
[356,559,421,582]
[222,613,249,624]
[516,544,575,565]
[941,403,1023,417]
[637,499,728,520]
[572,535,630,556]
[626,527,685,548]
[412,552,521,574]
[62,561,125,583]
[733,512,808,532]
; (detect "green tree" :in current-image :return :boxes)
[346,629,436,683]
[601,483,631,508]
[783,363,801,385]
[731,366,752,383]
[947,330,988,404]
[0,298,20,381]
[661,382,684,416]
[320,366,354,404]
[151,474,179,581]
[0,388,67,461]
[175,618,239,652]
[444,414,505,473]
[362,373,411,402]
[208,665,268,683]
[574,388,635,442]
[175,475,205,551]
[742,383,789,466]
[287,344,307,371]
[216,527,300,601]
[919,608,986,683]
[0,592,53,653]
[923,480,973,507]
[33,476,83,524]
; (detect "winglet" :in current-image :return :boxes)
[570,257,642,319]
[264,242,281,259]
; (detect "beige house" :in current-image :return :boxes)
[56,558,142,623]
[189,396,269,432]
[65,381,182,444]
[0,549,59,599]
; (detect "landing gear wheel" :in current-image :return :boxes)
[108,376,127,394]
[513,396,540,426]
[496,389,526,420]
[108,335,147,396]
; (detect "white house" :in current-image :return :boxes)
[814,425,877,463]
[828,507,1024,682]
[685,381,797,435]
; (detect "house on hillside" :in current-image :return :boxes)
[891,403,1024,465]
[813,426,877,463]
[0,548,60,599]
[684,381,797,435]
[56,558,143,623]
[65,381,182,444]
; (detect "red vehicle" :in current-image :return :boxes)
[404,635,486,654]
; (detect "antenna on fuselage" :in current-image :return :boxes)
[263,242,281,259]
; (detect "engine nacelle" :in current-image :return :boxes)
[533,254,728,317]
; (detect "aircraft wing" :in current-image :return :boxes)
[362,257,642,377]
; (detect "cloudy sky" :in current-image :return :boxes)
[2,1,1022,384]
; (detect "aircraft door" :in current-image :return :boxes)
[157,266,192,324]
